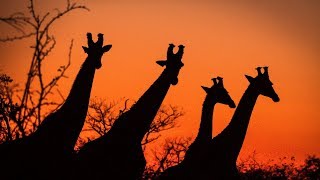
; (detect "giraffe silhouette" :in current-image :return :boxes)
[0,33,112,180]
[159,76,236,180]
[73,44,185,180]
[206,67,280,179]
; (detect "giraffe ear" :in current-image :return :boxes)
[156,60,167,67]
[103,45,112,52]
[82,46,89,53]
[245,75,254,83]
[201,86,210,93]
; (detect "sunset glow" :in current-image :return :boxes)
[1,0,319,164]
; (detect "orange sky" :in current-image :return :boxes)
[1,0,319,163]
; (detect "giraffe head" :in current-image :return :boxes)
[201,76,236,108]
[156,44,185,85]
[82,33,112,69]
[245,67,280,102]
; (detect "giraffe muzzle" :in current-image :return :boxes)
[171,77,178,85]
[272,95,280,102]
[95,62,102,69]
[229,101,236,108]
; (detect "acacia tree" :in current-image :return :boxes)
[0,0,88,141]
[77,98,185,150]
[142,137,192,179]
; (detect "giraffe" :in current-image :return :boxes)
[207,67,280,179]
[0,33,112,180]
[159,76,236,180]
[73,43,185,180]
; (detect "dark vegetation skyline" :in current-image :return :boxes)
[0,0,319,179]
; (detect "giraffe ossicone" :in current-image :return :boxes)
[159,76,236,180]
[82,32,112,69]
[74,43,185,180]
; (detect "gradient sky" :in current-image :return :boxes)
[0,0,319,163]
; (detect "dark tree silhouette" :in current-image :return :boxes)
[145,144,320,180]
[143,137,192,180]
[0,74,17,142]
[77,98,184,150]
[297,155,320,179]
[0,0,88,139]
[238,152,320,179]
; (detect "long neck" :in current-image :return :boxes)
[60,56,96,131]
[216,85,259,160]
[110,69,172,142]
[194,97,215,143]
[62,57,96,112]
[34,57,96,149]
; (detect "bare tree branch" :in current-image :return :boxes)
[76,98,184,152]
[142,105,184,148]
[143,137,192,179]
[0,0,88,139]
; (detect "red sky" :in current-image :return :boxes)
[0,0,319,163]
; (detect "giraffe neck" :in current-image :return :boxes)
[33,56,96,150]
[109,69,172,143]
[62,57,96,111]
[195,97,216,143]
[215,85,259,161]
